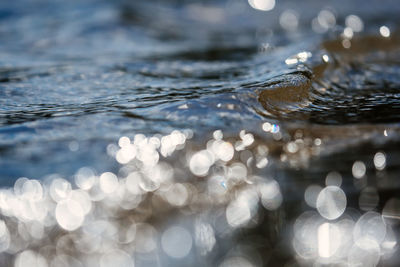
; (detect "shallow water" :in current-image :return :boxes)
[1,0,400,266]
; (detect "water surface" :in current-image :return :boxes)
[1,0,400,266]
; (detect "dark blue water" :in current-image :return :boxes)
[1,0,400,266]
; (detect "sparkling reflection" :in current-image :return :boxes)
[279,10,299,32]
[380,25,391,37]
[248,0,275,11]
[161,226,192,259]
[0,127,398,266]
[352,161,366,179]
[345,14,364,32]
[373,152,386,170]
[316,186,346,220]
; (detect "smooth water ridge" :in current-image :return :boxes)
[1,0,400,266]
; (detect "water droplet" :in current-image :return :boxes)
[248,0,275,11]
[322,55,330,63]
[352,161,366,179]
[21,179,43,201]
[213,130,223,140]
[318,10,336,30]
[164,183,188,207]
[161,226,193,259]
[118,136,131,148]
[316,186,346,220]
[304,185,323,208]
[50,178,72,202]
[99,172,118,194]
[345,15,364,32]
[212,141,234,162]
[279,10,298,31]
[358,187,379,211]
[189,150,214,177]
[74,167,96,190]
[353,211,386,247]
[373,152,386,170]
[259,180,282,210]
[262,122,272,132]
[325,171,342,187]
[380,26,391,37]
[226,200,251,228]
[343,27,354,39]
[55,199,85,231]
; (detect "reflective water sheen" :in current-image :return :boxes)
[1,0,400,266]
